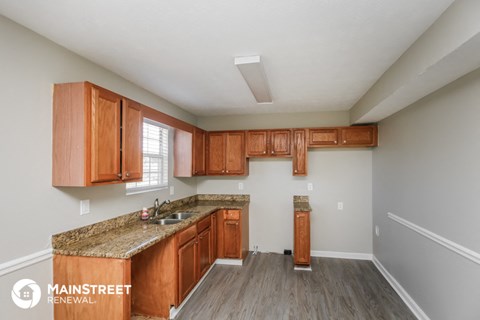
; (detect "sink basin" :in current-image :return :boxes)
[166,212,196,220]
[151,218,182,225]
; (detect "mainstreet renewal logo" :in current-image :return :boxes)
[11,279,42,309]
[11,279,132,308]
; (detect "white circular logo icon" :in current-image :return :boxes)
[11,279,41,309]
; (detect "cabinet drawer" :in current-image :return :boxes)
[177,224,197,247]
[224,210,240,220]
[197,215,211,233]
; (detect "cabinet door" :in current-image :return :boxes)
[90,86,122,183]
[178,238,197,303]
[270,130,291,156]
[225,132,245,174]
[294,211,310,265]
[293,129,307,176]
[210,213,217,263]
[246,130,268,157]
[206,132,225,174]
[198,228,211,279]
[308,128,339,147]
[193,128,206,175]
[122,99,143,181]
[340,126,377,147]
[224,220,241,258]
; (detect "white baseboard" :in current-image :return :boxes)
[310,250,372,260]
[0,248,52,277]
[215,258,243,266]
[372,256,429,320]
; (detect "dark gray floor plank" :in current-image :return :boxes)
[176,253,416,320]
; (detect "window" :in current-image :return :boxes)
[127,118,169,193]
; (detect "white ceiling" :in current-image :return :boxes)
[0,0,452,116]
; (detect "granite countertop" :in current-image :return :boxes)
[52,195,248,259]
[293,195,312,212]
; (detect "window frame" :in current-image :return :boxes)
[126,118,169,195]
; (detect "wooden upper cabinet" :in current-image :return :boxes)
[307,126,377,148]
[122,99,143,181]
[292,129,307,176]
[193,128,206,176]
[173,127,206,177]
[53,82,143,186]
[308,128,339,147]
[246,130,268,156]
[340,125,377,147]
[90,86,122,183]
[206,131,247,175]
[246,129,291,157]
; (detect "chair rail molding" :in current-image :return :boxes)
[0,249,52,277]
[388,212,480,265]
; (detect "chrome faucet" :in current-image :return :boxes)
[153,198,170,218]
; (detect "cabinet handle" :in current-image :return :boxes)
[334,141,337,144]
[294,169,298,173]
[271,151,274,154]
[126,172,130,177]
[117,173,122,178]
[263,151,266,154]
[226,170,229,173]
[343,140,347,143]
[222,170,225,173]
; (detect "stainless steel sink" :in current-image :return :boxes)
[166,212,196,220]
[151,218,182,225]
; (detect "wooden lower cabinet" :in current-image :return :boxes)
[53,255,132,320]
[198,228,211,278]
[294,211,311,266]
[131,236,176,317]
[216,208,249,260]
[178,237,198,303]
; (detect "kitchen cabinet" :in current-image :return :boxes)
[292,129,307,176]
[54,255,131,320]
[210,213,217,263]
[197,215,212,278]
[217,209,249,260]
[193,127,206,175]
[308,128,339,147]
[177,224,198,303]
[206,131,247,175]
[246,129,291,157]
[294,211,310,266]
[52,82,142,186]
[340,125,377,147]
[308,126,377,148]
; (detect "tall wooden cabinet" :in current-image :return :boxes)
[292,129,307,176]
[193,127,206,175]
[53,82,143,186]
[294,211,311,266]
[206,131,247,175]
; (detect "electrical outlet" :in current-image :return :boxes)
[169,186,175,195]
[375,225,380,237]
[307,183,313,191]
[337,202,343,210]
[238,182,244,190]
[80,200,90,215]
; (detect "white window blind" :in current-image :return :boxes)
[127,118,169,193]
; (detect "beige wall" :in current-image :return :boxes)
[0,16,196,318]
[197,110,349,131]
[373,67,480,319]
[197,114,372,255]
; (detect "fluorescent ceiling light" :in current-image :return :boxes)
[235,56,272,103]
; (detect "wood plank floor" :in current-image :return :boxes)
[176,253,416,320]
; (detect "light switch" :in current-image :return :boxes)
[375,225,380,237]
[238,182,244,190]
[307,183,313,191]
[170,186,175,195]
[337,202,343,210]
[80,200,90,215]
